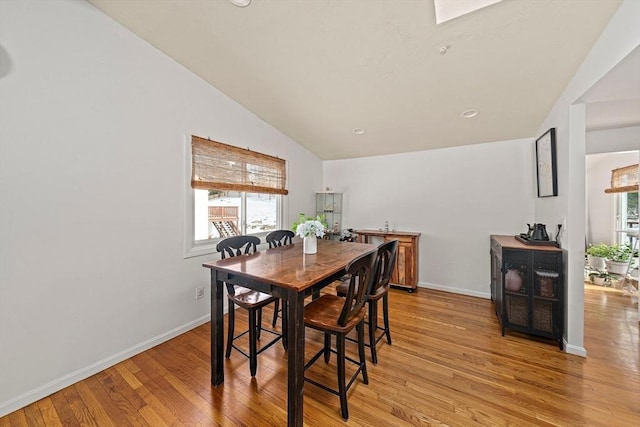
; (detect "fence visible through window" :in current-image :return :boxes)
[208,206,240,237]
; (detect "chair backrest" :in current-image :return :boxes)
[338,250,378,326]
[371,239,399,295]
[217,235,260,259]
[265,230,295,248]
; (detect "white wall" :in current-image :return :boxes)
[534,0,640,356]
[323,138,535,297]
[586,151,639,245]
[0,0,321,415]
[586,126,640,154]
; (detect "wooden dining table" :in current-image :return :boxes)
[202,239,377,427]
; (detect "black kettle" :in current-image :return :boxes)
[531,223,549,241]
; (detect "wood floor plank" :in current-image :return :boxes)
[21,402,45,426]
[130,353,211,425]
[5,409,29,427]
[33,398,62,427]
[132,380,182,426]
[114,362,143,390]
[48,388,80,427]
[73,378,121,427]
[61,385,99,427]
[2,285,638,426]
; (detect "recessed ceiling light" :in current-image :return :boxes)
[460,109,478,119]
[229,0,251,7]
[352,128,365,135]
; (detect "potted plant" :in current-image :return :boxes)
[586,243,609,270]
[605,243,633,275]
[588,271,609,286]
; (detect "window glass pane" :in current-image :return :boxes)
[246,193,277,235]
[194,189,209,241]
[209,190,241,238]
[626,192,638,249]
[193,190,277,242]
[615,192,639,247]
[627,192,638,229]
[194,189,242,241]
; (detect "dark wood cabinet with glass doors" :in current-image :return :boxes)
[490,235,564,350]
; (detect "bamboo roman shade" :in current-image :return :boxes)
[604,164,639,194]
[191,135,288,195]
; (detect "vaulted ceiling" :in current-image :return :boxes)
[88,0,625,160]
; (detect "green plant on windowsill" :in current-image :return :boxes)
[607,243,633,262]
[586,243,610,258]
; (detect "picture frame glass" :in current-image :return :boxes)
[536,128,557,197]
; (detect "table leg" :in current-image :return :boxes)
[287,289,305,427]
[211,271,224,386]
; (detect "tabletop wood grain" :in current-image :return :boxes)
[203,239,377,292]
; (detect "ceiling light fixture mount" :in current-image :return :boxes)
[460,109,478,119]
[229,0,251,7]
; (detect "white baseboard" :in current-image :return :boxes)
[418,281,491,299]
[564,341,587,357]
[0,314,211,418]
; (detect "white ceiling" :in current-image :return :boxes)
[87,0,628,160]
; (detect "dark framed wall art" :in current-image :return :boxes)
[535,128,558,197]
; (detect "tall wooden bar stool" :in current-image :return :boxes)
[265,230,294,329]
[336,239,398,364]
[303,250,378,420]
[217,235,283,377]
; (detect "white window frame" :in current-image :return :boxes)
[183,136,286,258]
[613,191,638,247]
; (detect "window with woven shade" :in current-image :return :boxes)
[604,164,639,194]
[184,135,287,258]
[191,135,288,195]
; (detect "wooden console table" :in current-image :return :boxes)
[355,230,420,292]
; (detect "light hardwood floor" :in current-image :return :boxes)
[2,286,638,426]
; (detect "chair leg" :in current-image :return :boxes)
[225,301,235,358]
[337,333,348,420]
[257,307,262,340]
[323,332,331,363]
[272,299,280,327]
[357,321,368,385]
[383,294,392,344]
[368,300,379,364]
[248,309,258,377]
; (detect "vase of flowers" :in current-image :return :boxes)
[295,215,326,254]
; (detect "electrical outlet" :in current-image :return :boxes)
[195,286,205,300]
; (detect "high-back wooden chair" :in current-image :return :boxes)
[265,230,295,328]
[303,250,378,420]
[265,229,294,248]
[217,235,283,377]
[336,239,398,364]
